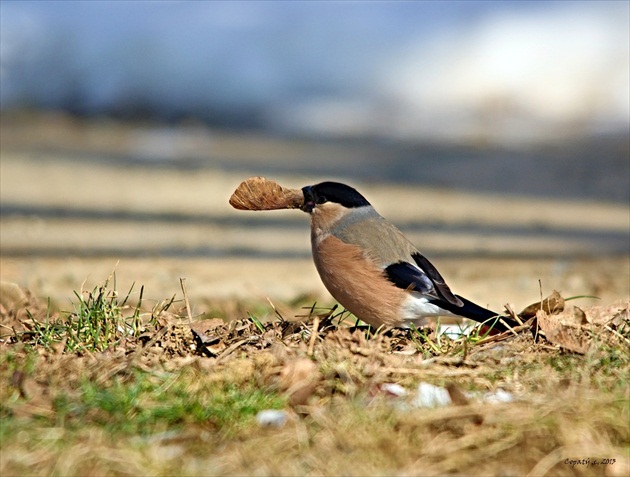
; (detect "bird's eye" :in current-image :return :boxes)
[317,195,327,204]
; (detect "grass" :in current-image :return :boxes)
[24,275,148,353]
[14,366,285,436]
[1,277,629,476]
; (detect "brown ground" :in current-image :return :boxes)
[2,277,629,476]
[1,113,628,313]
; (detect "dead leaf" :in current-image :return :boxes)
[610,308,629,328]
[0,281,28,311]
[520,290,565,319]
[584,304,629,326]
[189,319,225,346]
[10,370,54,418]
[536,310,590,354]
[445,383,470,406]
[279,358,320,406]
[572,306,588,325]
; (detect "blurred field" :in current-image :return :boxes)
[1,113,628,313]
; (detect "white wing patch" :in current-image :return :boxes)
[400,292,458,322]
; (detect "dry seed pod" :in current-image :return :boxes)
[229,177,304,211]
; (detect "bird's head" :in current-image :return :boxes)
[300,181,371,214]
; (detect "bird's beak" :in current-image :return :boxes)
[301,185,315,213]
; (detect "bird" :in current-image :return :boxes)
[299,181,519,334]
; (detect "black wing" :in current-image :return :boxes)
[384,261,436,296]
[384,253,464,307]
[384,253,520,332]
[411,253,464,307]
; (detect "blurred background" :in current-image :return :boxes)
[1,0,628,311]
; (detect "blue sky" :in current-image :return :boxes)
[1,1,627,143]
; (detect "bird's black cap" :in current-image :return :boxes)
[301,181,370,212]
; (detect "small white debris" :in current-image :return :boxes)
[412,382,452,408]
[482,388,514,403]
[436,320,476,338]
[380,383,408,397]
[256,409,288,428]
[118,323,136,335]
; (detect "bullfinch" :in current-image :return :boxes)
[300,181,518,333]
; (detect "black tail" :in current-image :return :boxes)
[429,294,518,333]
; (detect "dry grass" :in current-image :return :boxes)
[1,278,629,477]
